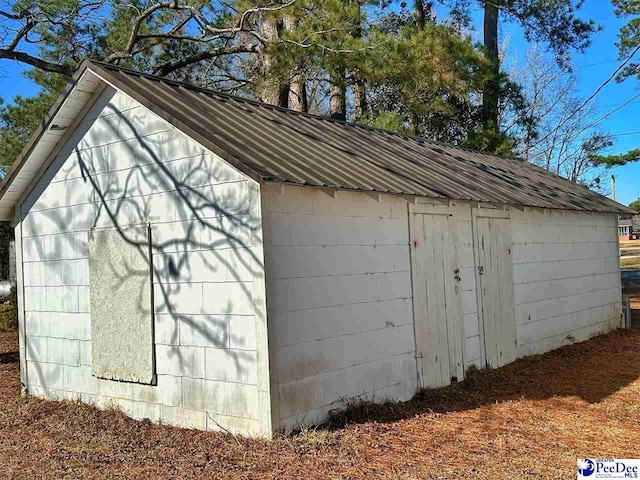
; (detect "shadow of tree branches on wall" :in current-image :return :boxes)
[21,87,264,417]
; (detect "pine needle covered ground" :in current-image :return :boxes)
[1,294,640,479]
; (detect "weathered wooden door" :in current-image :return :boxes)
[473,211,517,368]
[410,206,464,388]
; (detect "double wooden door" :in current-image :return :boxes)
[411,205,517,388]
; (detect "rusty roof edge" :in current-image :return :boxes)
[263,179,634,215]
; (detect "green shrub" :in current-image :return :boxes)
[0,284,18,329]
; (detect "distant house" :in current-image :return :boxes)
[619,216,633,237]
[618,214,640,238]
[0,61,633,437]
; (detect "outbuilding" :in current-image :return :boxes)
[0,61,632,437]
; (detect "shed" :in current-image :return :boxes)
[0,61,633,437]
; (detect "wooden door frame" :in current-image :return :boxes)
[408,202,463,388]
[471,206,512,368]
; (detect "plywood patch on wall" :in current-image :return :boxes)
[89,225,154,384]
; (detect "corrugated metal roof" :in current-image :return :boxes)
[1,60,633,216]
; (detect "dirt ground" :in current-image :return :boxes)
[1,294,640,479]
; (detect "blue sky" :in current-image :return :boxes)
[1,0,639,205]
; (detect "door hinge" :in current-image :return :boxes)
[478,265,484,275]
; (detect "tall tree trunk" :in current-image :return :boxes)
[414,0,425,30]
[329,82,346,120]
[284,15,307,112]
[330,64,346,120]
[260,14,289,107]
[353,81,367,120]
[352,0,367,120]
[260,15,280,105]
[289,73,308,112]
[482,2,500,133]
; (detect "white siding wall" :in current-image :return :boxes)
[262,186,417,430]
[19,87,271,436]
[511,209,622,356]
[263,191,622,431]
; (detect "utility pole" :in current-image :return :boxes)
[612,175,617,202]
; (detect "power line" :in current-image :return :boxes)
[577,59,620,69]
[597,99,640,110]
[530,44,640,149]
[608,130,640,138]
[530,130,640,150]
[583,91,640,131]
[559,92,640,145]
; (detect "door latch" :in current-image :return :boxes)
[454,268,461,282]
[478,265,484,275]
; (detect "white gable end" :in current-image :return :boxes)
[17,86,272,436]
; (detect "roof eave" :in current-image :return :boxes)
[0,62,101,221]
[0,60,266,221]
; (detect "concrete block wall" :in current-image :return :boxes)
[19,87,271,436]
[262,186,418,431]
[262,191,623,432]
[510,209,622,356]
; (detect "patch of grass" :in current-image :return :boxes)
[295,426,334,447]
[621,257,640,268]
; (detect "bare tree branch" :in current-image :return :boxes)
[103,0,298,63]
[0,9,27,21]
[282,38,379,54]
[0,49,73,75]
[153,43,260,76]
[6,16,34,51]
